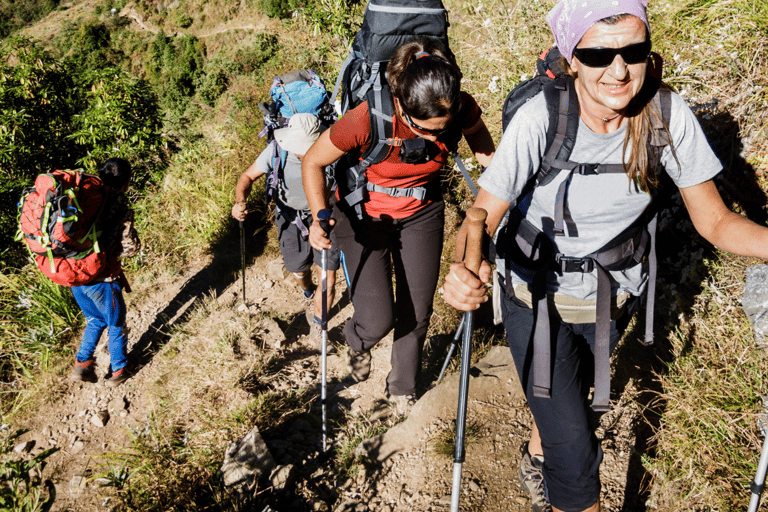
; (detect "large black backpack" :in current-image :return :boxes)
[329,0,478,219]
[496,48,672,412]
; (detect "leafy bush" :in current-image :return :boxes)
[258,0,304,19]
[174,11,193,29]
[0,0,59,38]
[68,67,164,186]
[0,37,77,194]
[234,33,280,73]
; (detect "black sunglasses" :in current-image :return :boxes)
[572,40,651,68]
[402,111,448,136]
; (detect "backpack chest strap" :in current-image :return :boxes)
[552,162,626,237]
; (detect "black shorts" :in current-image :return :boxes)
[276,211,340,273]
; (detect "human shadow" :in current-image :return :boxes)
[127,208,271,371]
[608,106,767,511]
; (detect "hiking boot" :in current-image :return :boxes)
[388,393,417,418]
[346,347,371,382]
[106,367,129,388]
[70,359,97,383]
[518,442,552,512]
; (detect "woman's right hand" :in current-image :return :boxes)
[443,260,492,311]
[309,217,335,251]
[231,201,247,222]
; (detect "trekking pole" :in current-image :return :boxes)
[748,396,768,512]
[239,220,246,306]
[436,314,466,384]
[317,209,333,452]
[450,207,487,512]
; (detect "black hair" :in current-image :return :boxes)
[98,158,133,190]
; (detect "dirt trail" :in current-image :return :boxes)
[12,237,652,511]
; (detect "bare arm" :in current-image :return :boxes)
[680,179,768,257]
[231,160,266,221]
[443,188,511,311]
[462,118,495,168]
[302,130,347,250]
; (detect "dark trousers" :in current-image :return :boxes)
[502,289,636,512]
[335,200,444,396]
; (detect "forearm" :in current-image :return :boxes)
[235,172,255,203]
[704,211,768,258]
[464,119,495,168]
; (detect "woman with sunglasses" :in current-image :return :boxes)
[302,39,494,417]
[443,1,768,511]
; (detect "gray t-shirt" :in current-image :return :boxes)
[256,145,310,212]
[479,90,722,300]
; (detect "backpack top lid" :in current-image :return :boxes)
[353,0,452,63]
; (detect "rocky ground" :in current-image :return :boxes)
[10,240,654,511]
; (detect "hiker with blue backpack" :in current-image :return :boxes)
[302,39,495,417]
[232,113,340,347]
[443,0,768,511]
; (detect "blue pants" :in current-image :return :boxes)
[71,281,128,373]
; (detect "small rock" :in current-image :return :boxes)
[90,411,109,428]
[13,440,34,454]
[270,464,296,491]
[109,396,126,412]
[469,479,481,493]
[515,496,528,505]
[71,441,85,454]
[70,475,87,492]
[312,499,330,512]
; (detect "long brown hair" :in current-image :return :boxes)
[386,39,462,120]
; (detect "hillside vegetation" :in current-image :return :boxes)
[0,0,767,510]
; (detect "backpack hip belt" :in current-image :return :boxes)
[505,208,657,412]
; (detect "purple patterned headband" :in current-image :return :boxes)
[546,0,651,64]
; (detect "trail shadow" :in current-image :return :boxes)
[128,210,271,371]
[608,105,766,511]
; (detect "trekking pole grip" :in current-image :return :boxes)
[317,208,333,236]
[463,207,487,275]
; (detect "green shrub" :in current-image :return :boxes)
[234,33,280,73]
[174,11,193,29]
[258,0,305,19]
[68,67,164,186]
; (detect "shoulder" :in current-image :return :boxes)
[329,101,372,152]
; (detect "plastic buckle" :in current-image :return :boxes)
[558,256,594,273]
[577,163,600,175]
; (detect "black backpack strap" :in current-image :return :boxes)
[336,67,396,218]
[507,208,653,410]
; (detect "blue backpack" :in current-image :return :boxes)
[258,69,335,205]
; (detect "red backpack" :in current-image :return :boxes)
[17,169,109,287]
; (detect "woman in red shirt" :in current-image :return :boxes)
[303,39,494,416]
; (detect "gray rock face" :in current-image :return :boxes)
[742,264,768,344]
[221,426,276,499]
